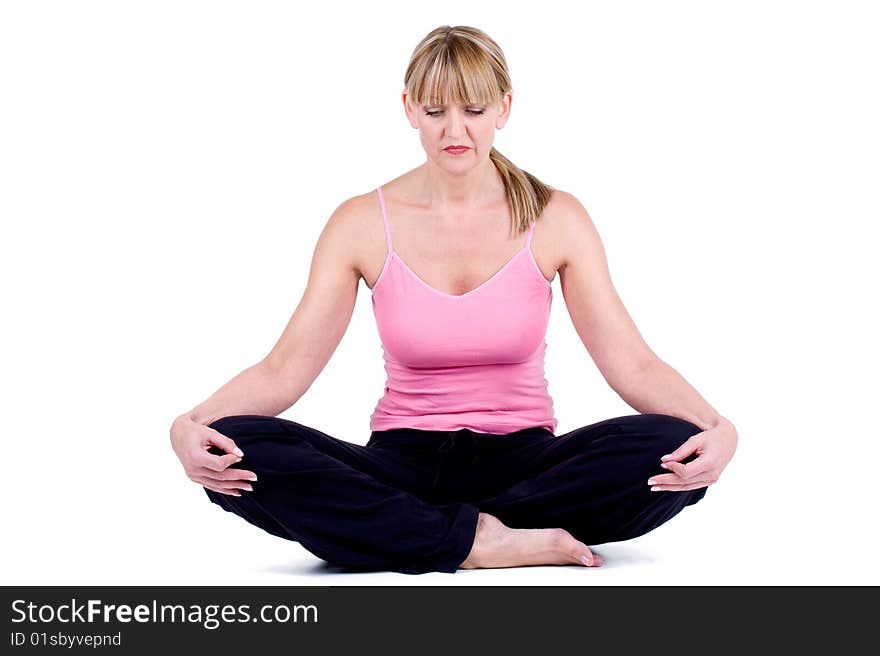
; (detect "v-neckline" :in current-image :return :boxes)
[373,184,539,299]
[391,247,529,299]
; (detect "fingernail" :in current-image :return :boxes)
[651,486,661,491]
[248,475,258,481]
[660,463,669,469]
[647,479,656,485]
[581,555,593,566]
[661,454,671,460]
[244,485,253,492]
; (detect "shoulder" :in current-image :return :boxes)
[323,189,379,230]
[315,189,384,282]
[536,189,603,274]
[540,189,595,234]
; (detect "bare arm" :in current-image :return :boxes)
[176,363,295,427]
[556,191,732,431]
[176,196,365,426]
[556,191,657,390]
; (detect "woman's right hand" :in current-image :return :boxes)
[170,416,258,497]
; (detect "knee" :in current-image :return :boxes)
[205,415,260,458]
[644,413,701,436]
[206,414,306,472]
[206,414,289,445]
[643,413,703,457]
[613,414,704,468]
[207,414,266,436]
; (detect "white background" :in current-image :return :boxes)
[3,1,877,585]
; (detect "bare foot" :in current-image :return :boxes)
[459,512,603,570]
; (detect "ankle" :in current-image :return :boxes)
[460,513,495,569]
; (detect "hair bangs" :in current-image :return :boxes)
[411,46,499,108]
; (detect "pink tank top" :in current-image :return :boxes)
[369,186,558,435]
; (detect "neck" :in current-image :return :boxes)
[417,157,504,212]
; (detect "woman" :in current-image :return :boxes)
[170,25,738,575]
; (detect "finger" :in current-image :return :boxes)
[194,476,251,495]
[198,451,242,473]
[198,480,241,496]
[581,554,603,567]
[199,468,259,483]
[647,472,686,487]
[659,458,709,482]
[651,479,713,492]
[647,458,705,486]
[660,435,702,463]
[206,429,245,458]
[575,544,603,567]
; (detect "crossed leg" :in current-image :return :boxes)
[202,415,479,574]
[202,414,708,574]
[475,414,708,546]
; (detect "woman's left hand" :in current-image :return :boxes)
[647,417,738,492]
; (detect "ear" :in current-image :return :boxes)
[402,90,419,129]
[495,92,512,129]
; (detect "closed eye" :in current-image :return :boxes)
[424,109,485,117]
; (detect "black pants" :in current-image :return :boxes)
[203,413,707,575]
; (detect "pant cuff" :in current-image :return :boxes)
[396,502,480,575]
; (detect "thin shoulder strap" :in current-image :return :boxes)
[525,220,536,249]
[376,186,394,255]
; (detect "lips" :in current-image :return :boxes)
[444,146,470,153]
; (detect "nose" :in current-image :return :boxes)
[444,108,467,138]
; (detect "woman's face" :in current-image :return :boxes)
[403,90,512,168]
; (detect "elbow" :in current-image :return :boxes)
[605,354,661,392]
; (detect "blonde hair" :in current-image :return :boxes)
[404,25,555,236]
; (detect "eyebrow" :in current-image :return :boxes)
[421,103,485,108]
